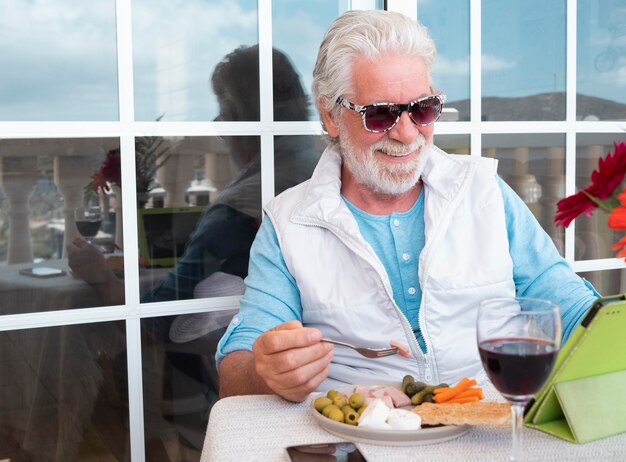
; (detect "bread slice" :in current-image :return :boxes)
[413,401,510,426]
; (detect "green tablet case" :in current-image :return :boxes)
[525,294,626,443]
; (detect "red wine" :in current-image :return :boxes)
[479,337,557,398]
[76,220,102,238]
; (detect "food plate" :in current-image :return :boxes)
[310,395,470,446]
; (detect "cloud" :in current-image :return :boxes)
[435,56,470,76]
[482,54,517,72]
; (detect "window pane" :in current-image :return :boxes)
[579,269,626,298]
[0,1,118,121]
[575,134,626,261]
[272,0,339,121]
[141,313,234,460]
[434,134,470,155]
[132,0,258,121]
[483,133,566,254]
[0,138,127,314]
[138,134,320,303]
[418,0,470,122]
[0,323,129,461]
[274,135,323,195]
[482,0,566,121]
[577,0,626,120]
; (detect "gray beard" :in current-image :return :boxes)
[339,134,430,196]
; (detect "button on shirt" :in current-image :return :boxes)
[343,192,427,352]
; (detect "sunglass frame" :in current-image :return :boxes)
[336,94,447,133]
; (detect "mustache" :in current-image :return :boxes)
[370,134,426,156]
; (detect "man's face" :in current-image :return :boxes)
[324,53,435,196]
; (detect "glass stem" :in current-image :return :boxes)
[510,403,525,461]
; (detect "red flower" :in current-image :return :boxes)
[554,191,596,228]
[90,148,122,194]
[554,141,626,227]
[608,189,626,230]
[611,235,626,258]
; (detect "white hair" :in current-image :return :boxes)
[312,10,437,127]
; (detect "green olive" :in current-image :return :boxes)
[327,407,344,423]
[348,393,365,410]
[344,409,359,425]
[313,396,333,413]
[326,389,341,400]
[357,405,367,416]
[322,404,340,417]
[333,395,348,409]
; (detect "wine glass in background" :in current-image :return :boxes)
[74,206,103,244]
[477,297,561,461]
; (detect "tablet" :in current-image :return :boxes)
[525,294,626,443]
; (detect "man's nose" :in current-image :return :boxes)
[387,110,421,145]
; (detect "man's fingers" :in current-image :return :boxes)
[263,350,333,400]
[269,320,303,331]
[257,325,323,354]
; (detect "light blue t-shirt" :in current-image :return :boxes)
[217,177,599,363]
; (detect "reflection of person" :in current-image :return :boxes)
[216,10,599,403]
[68,45,319,305]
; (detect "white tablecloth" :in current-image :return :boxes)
[200,393,626,462]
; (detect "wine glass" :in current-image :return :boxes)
[477,297,561,461]
[74,205,103,244]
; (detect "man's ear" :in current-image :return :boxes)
[319,99,340,138]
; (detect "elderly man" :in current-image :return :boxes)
[216,10,598,402]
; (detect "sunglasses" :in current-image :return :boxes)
[336,94,446,133]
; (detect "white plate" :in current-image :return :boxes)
[310,389,470,446]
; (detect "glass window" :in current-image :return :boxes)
[575,133,626,261]
[272,0,339,121]
[274,135,323,195]
[0,1,118,121]
[417,0,470,121]
[0,138,126,314]
[577,0,626,120]
[434,134,470,155]
[132,0,258,121]
[483,133,566,254]
[578,268,626,299]
[136,134,320,304]
[0,323,128,461]
[141,312,235,459]
[482,0,567,121]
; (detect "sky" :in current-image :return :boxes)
[0,0,624,122]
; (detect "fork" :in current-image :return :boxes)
[321,338,399,359]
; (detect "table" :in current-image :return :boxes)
[0,259,170,314]
[200,393,626,462]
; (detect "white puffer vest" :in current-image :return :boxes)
[264,144,515,389]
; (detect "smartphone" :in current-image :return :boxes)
[19,267,66,278]
[286,442,367,462]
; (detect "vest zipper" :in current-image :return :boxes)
[292,216,428,378]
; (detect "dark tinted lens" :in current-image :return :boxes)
[409,97,442,125]
[363,105,400,132]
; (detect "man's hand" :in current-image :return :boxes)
[67,237,110,284]
[253,320,334,402]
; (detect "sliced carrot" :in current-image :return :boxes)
[443,396,480,404]
[453,387,484,400]
[432,377,477,403]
